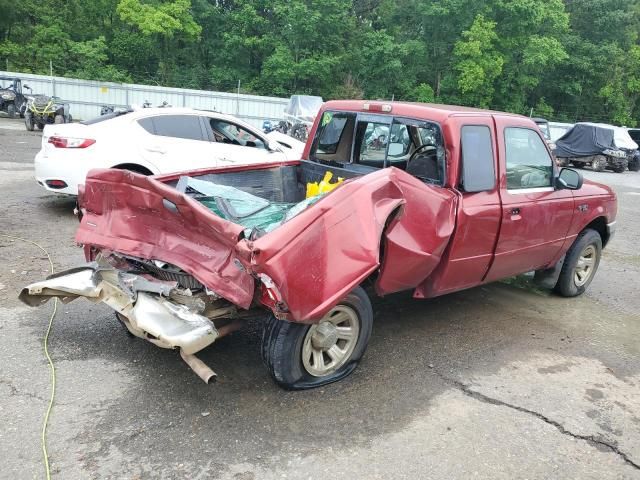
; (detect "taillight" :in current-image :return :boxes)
[48,136,96,148]
[45,179,68,189]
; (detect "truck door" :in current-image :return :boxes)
[485,116,574,282]
[417,117,502,297]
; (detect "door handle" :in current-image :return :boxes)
[146,146,166,154]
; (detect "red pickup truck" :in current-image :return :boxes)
[21,101,617,389]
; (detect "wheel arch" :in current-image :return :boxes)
[583,216,609,247]
[111,163,155,176]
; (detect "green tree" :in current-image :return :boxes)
[452,14,504,108]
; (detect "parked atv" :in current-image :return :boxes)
[0,77,28,118]
[555,123,628,173]
[24,95,72,131]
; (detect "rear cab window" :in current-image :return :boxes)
[460,125,495,192]
[310,110,445,185]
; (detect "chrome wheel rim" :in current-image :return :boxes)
[574,244,597,287]
[302,305,360,377]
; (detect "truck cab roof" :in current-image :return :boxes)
[321,100,528,124]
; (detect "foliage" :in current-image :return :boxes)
[1,0,639,125]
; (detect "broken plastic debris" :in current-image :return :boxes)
[306,171,343,198]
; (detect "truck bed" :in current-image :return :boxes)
[77,160,457,321]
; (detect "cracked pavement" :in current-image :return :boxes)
[0,118,639,479]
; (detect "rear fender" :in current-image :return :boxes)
[375,178,458,295]
[248,168,457,322]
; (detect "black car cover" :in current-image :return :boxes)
[554,124,617,157]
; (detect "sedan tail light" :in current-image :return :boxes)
[48,136,96,148]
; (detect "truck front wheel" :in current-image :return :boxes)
[261,286,373,390]
[554,229,602,297]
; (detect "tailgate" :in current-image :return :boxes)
[77,168,255,309]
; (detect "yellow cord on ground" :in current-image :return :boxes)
[1,234,56,480]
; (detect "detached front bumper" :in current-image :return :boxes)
[20,264,221,382]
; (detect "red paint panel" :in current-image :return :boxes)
[250,168,456,321]
[375,176,458,294]
[420,199,501,297]
[78,167,457,323]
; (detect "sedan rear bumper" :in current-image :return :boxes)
[34,150,89,195]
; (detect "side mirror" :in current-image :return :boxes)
[557,167,583,190]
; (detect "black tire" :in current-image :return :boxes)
[262,286,373,390]
[36,123,44,130]
[25,113,34,131]
[591,156,606,172]
[7,103,16,118]
[612,164,626,173]
[54,114,64,124]
[554,229,602,297]
[629,158,640,172]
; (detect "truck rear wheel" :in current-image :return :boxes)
[261,286,373,390]
[554,229,602,297]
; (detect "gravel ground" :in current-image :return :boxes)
[0,117,639,479]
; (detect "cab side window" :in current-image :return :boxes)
[505,128,553,190]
